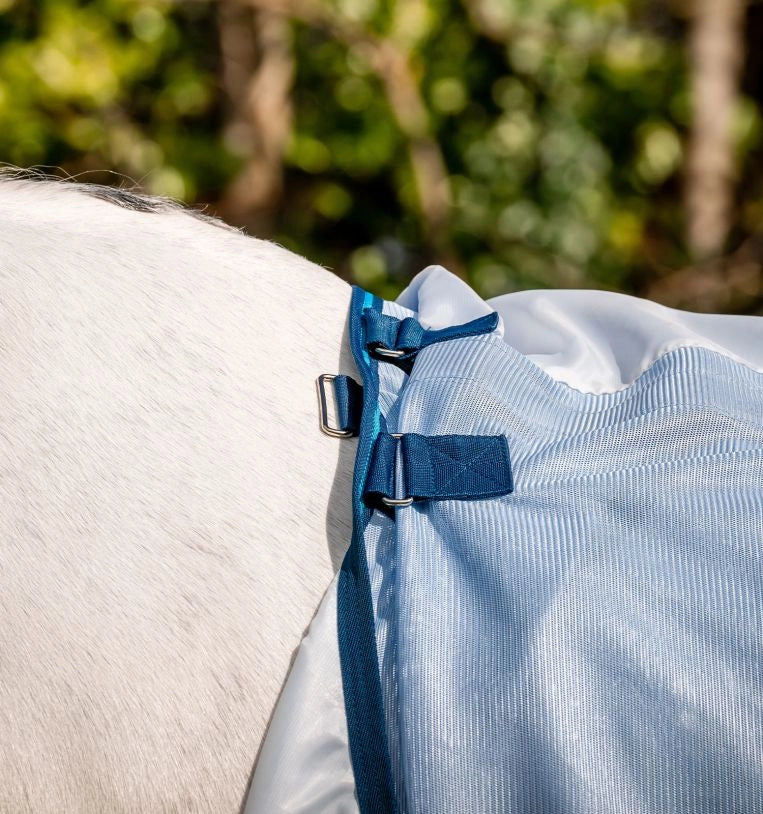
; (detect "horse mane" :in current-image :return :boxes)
[0,166,237,231]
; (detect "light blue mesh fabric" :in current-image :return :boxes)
[363,298,763,813]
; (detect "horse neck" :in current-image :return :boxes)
[0,178,355,811]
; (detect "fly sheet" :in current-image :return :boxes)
[248,266,763,814]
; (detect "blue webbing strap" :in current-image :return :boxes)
[333,374,364,436]
[362,310,499,371]
[337,287,398,813]
[365,432,514,507]
[364,432,397,502]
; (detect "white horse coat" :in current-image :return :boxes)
[0,174,355,812]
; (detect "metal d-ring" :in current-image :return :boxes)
[316,374,355,438]
[380,433,413,506]
[381,496,414,507]
[373,346,407,358]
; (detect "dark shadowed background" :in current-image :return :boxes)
[2,0,761,311]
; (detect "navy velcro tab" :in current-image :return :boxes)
[333,375,364,436]
[402,433,513,500]
[364,432,513,509]
[365,432,398,503]
[362,310,499,371]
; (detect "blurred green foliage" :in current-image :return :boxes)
[0,0,235,199]
[1,0,762,303]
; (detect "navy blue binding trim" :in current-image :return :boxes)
[337,287,398,813]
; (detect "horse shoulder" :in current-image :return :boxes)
[0,177,354,812]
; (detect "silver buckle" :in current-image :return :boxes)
[316,374,355,438]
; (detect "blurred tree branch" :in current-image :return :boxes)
[243,0,458,270]
[218,0,294,230]
[684,0,747,259]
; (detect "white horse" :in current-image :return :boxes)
[5,173,763,814]
[0,172,355,812]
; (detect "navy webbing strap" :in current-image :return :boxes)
[364,432,514,508]
[333,374,364,436]
[338,287,398,814]
[364,432,397,502]
[362,310,499,371]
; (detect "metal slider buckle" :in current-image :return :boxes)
[380,433,414,507]
[316,374,355,438]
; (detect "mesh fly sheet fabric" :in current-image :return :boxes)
[344,287,763,813]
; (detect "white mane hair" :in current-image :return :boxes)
[0,171,355,812]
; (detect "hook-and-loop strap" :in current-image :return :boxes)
[363,310,499,368]
[364,432,514,508]
[333,374,364,436]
